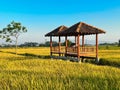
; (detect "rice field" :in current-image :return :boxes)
[99,46,120,67]
[0,46,120,90]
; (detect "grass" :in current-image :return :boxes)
[0,46,120,90]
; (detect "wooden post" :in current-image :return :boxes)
[81,35,84,62]
[58,36,61,57]
[50,36,52,57]
[82,35,84,52]
[75,36,77,53]
[75,36,77,47]
[96,34,99,62]
[65,36,68,56]
[77,35,80,60]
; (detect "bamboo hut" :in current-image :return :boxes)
[45,22,106,62]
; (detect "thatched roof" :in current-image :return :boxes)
[45,25,68,36]
[59,22,106,36]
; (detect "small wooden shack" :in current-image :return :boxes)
[45,22,106,62]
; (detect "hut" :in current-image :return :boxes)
[45,22,106,62]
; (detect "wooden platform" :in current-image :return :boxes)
[51,51,96,59]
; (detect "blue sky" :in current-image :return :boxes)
[0,0,120,44]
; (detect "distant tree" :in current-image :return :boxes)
[19,42,39,47]
[118,40,120,47]
[45,41,50,47]
[39,43,45,47]
[0,21,27,54]
[52,41,58,46]
[45,41,58,47]
[63,40,72,47]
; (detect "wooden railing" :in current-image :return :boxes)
[52,46,59,52]
[67,47,95,53]
[52,46,95,53]
[52,46,65,52]
[67,47,77,53]
[80,47,95,52]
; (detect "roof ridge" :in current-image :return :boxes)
[59,25,67,31]
[76,22,83,32]
[45,25,68,36]
[59,25,64,31]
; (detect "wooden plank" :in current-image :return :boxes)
[50,36,52,57]
[65,36,68,55]
[82,35,84,52]
[59,36,61,56]
[96,34,98,58]
[75,36,77,47]
[77,35,80,59]
[82,35,84,47]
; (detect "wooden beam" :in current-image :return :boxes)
[50,36,52,57]
[65,36,68,55]
[77,35,80,59]
[96,34,98,58]
[82,35,84,52]
[75,36,77,47]
[82,35,84,47]
[59,36,61,56]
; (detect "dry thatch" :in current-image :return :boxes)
[45,25,68,36]
[59,22,106,36]
[45,22,106,37]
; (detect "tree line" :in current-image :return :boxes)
[0,40,73,47]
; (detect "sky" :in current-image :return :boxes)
[0,0,120,44]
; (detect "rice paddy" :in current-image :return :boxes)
[0,46,120,90]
